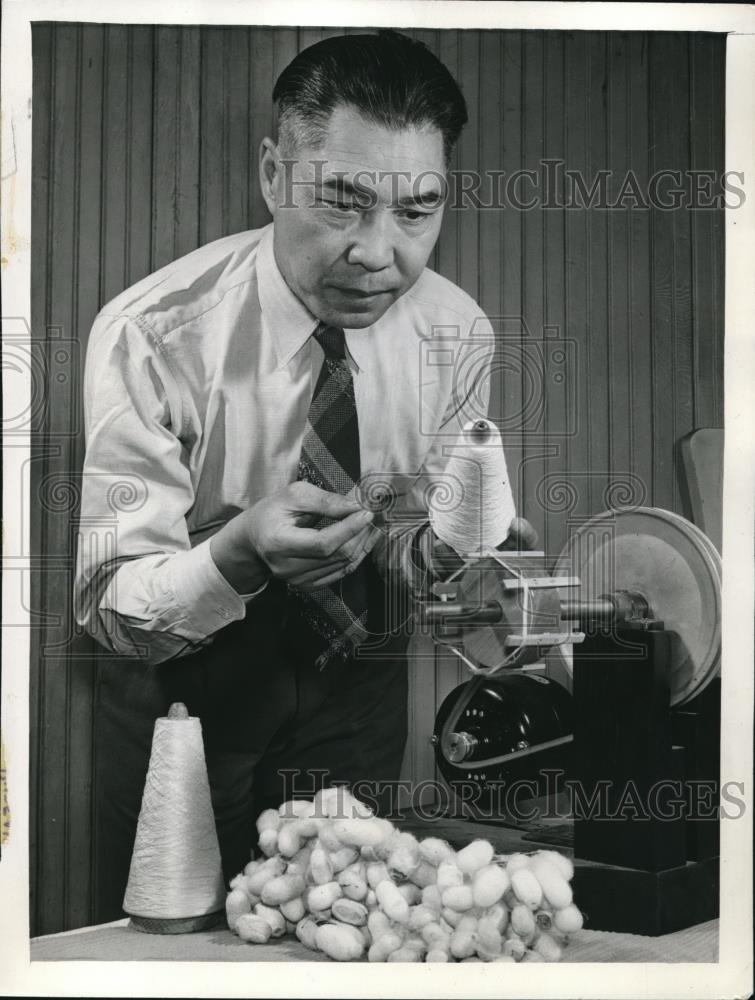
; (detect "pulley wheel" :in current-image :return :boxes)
[554,507,721,706]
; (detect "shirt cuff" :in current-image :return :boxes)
[169,537,250,639]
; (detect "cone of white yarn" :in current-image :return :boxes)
[123,703,225,932]
[429,418,515,555]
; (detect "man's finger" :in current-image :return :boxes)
[285,508,374,558]
[290,482,363,519]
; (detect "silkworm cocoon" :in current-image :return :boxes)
[523,950,544,962]
[307,881,342,912]
[476,946,502,962]
[456,839,495,876]
[472,864,509,909]
[376,881,410,924]
[280,896,305,923]
[436,862,464,891]
[311,908,332,924]
[316,786,372,820]
[253,904,286,938]
[229,873,246,892]
[368,930,404,962]
[456,914,478,935]
[261,873,306,906]
[511,868,543,909]
[536,850,574,881]
[256,808,281,834]
[450,929,476,960]
[365,889,376,907]
[439,917,456,936]
[421,922,450,950]
[511,904,536,939]
[315,922,364,961]
[441,885,474,912]
[367,910,392,940]
[309,846,334,885]
[295,916,319,949]
[502,936,527,961]
[532,861,572,909]
[481,903,508,934]
[534,931,563,962]
[225,888,251,931]
[244,859,264,877]
[404,935,428,955]
[236,913,273,944]
[505,853,531,875]
[295,816,321,839]
[247,857,286,896]
[476,918,503,956]
[440,906,462,928]
[366,862,390,889]
[421,884,443,911]
[397,883,421,906]
[332,817,393,848]
[331,921,366,950]
[277,824,302,858]
[285,846,312,879]
[553,903,583,934]
[388,946,423,962]
[426,948,450,962]
[408,904,436,932]
[278,799,314,819]
[318,823,344,853]
[332,899,368,926]
[338,867,368,902]
[408,860,438,889]
[258,828,279,857]
[329,846,359,874]
[388,836,420,879]
[535,909,553,930]
[419,837,456,866]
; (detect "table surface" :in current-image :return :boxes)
[31,813,719,963]
[31,916,718,963]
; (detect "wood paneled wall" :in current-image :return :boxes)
[30,24,725,934]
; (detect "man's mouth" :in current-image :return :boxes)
[329,286,394,300]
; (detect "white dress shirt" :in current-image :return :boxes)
[74,223,514,664]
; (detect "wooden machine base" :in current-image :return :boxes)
[573,855,719,936]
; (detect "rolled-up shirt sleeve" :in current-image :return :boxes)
[74,312,256,665]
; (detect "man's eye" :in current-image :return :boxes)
[399,209,432,224]
[320,199,357,213]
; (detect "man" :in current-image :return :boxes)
[74,30,516,920]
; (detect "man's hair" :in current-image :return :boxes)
[272,30,468,165]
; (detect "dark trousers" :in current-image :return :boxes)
[93,580,409,923]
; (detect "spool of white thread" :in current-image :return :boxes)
[429,418,515,555]
[123,703,225,933]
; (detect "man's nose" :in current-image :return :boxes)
[346,214,395,271]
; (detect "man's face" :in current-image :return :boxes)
[260,104,447,328]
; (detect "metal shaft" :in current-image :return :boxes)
[559,598,617,621]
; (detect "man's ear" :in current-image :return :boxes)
[259,137,279,215]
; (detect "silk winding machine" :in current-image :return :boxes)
[421,506,722,935]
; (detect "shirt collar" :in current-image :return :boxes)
[257,223,373,372]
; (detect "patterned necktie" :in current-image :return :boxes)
[289,323,370,668]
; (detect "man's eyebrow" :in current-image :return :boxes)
[320,177,367,197]
[396,189,444,208]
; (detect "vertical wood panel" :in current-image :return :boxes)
[30,26,726,933]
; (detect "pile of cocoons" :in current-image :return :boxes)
[224,787,583,963]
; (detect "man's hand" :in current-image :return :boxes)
[210,482,378,595]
